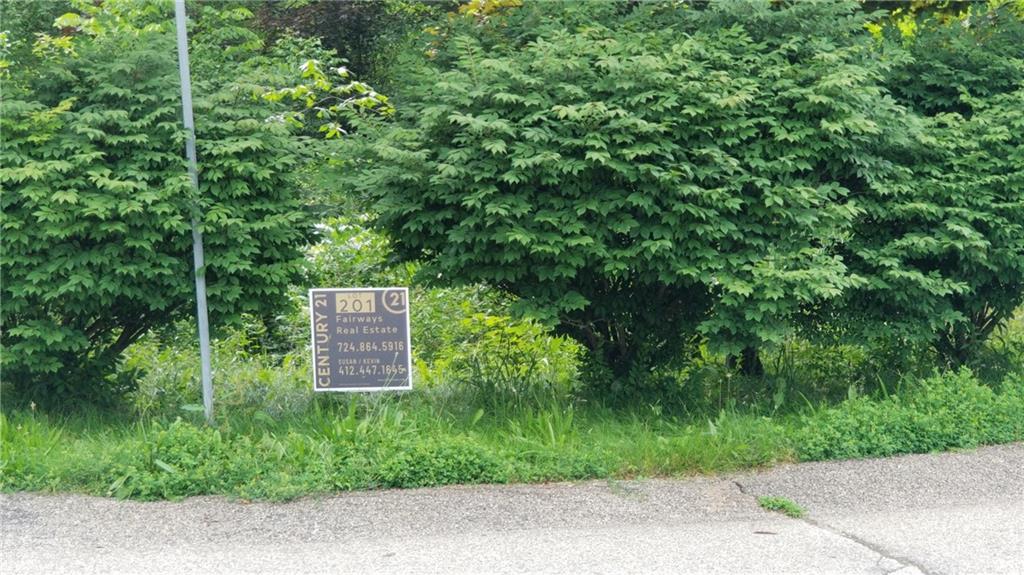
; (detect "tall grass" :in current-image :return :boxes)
[0,392,797,500]
[5,365,1020,500]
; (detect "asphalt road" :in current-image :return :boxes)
[2,443,1022,574]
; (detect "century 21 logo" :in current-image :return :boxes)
[312,291,331,387]
[382,289,407,314]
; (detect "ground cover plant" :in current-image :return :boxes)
[1,370,1021,500]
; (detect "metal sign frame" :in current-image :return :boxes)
[308,287,413,392]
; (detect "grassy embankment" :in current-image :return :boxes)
[2,366,1020,500]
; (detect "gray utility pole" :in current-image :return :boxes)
[174,0,214,424]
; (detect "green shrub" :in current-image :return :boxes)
[124,328,311,419]
[423,313,582,413]
[797,369,1024,461]
[409,286,511,365]
[355,0,909,377]
[308,216,416,288]
[0,6,316,403]
[376,437,509,488]
[843,6,1024,366]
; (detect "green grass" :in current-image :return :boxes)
[0,400,793,500]
[758,496,805,518]
[2,368,1021,501]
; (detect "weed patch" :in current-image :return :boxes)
[797,369,1024,461]
[376,438,509,488]
[758,496,805,518]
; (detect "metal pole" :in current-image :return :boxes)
[174,0,214,424]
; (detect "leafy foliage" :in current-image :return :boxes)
[124,327,311,419]
[262,56,392,139]
[308,216,416,288]
[0,2,313,402]
[376,437,509,488]
[884,1,1024,116]
[797,369,1024,460]
[840,5,1024,365]
[352,0,909,376]
[421,313,582,413]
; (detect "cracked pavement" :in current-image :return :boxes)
[2,443,1022,574]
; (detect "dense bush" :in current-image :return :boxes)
[308,216,415,288]
[839,5,1024,365]
[0,2,314,401]
[352,0,911,376]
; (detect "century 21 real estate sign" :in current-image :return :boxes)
[309,288,412,391]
